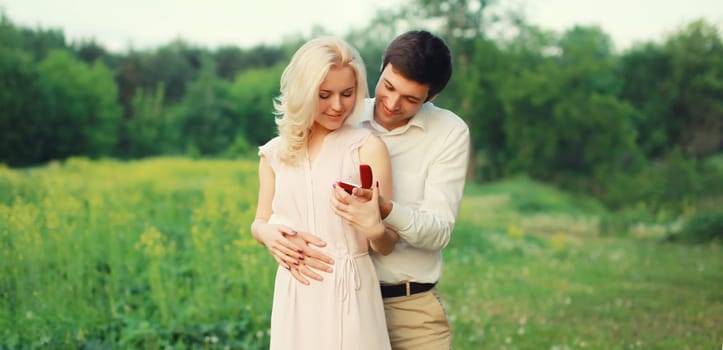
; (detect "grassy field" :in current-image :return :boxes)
[1,157,720,349]
[446,177,721,349]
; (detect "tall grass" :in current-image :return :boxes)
[1,157,273,348]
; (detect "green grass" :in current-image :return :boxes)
[1,158,720,349]
[444,180,722,349]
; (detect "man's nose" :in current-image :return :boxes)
[387,93,400,111]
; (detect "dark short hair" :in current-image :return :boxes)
[382,30,452,101]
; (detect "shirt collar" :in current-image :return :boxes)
[359,98,429,134]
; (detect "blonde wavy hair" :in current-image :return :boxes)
[273,36,368,166]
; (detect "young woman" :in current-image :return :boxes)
[251,36,396,349]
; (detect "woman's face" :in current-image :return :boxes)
[314,65,356,132]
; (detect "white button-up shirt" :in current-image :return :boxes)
[355,98,471,284]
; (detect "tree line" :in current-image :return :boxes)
[1,1,721,218]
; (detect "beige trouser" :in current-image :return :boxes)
[383,288,451,350]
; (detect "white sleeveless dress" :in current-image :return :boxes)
[259,125,391,350]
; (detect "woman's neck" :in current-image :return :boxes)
[307,123,332,164]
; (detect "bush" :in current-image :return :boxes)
[222,134,254,159]
[599,149,722,213]
[599,203,658,236]
[672,210,723,243]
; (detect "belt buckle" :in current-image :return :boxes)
[405,281,411,296]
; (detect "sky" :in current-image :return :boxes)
[1,0,721,52]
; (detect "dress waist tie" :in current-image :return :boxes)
[335,251,368,348]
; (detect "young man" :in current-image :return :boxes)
[262,30,470,349]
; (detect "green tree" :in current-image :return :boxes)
[663,19,723,156]
[451,37,510,180]
[72,38,118,69]
[214,44,285,81]
[0,48,51,165]
[176,55,236,155]
[139,40,199,104]
[38,50,122,159]
[17,27,66,61]
[0,13,21,50]
[619,42,672,158]
[115,40,200,119]
[124,83,172,157]
[620,19,722,159]
[495,26,640,185]
[229,65,283,146]
[0,13,66,61]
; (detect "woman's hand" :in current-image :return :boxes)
[251,220,335,285]
[331,183,398,255]
[331,183,385,241]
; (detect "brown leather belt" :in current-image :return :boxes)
[380,282,436,298]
